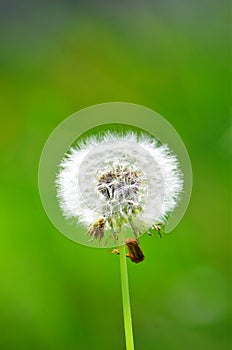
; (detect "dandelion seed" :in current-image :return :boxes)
[55,131,183,245]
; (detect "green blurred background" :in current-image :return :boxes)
[0,1,230,349]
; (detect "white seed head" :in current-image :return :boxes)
[56,131,183,240]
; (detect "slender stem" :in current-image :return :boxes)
[119,242,135,350]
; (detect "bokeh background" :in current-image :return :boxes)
[0,1,230,349]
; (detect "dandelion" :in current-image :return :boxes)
[55,130,183,350]
[56,131,183,244]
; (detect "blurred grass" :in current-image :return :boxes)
[0,1,230,350]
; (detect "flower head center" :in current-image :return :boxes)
[97,164,141,210]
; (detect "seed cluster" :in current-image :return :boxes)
[56,131,183,247]
[97,165,140,209]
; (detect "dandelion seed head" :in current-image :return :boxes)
[56,131,183,241]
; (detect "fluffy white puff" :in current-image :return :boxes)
[56,131,183,231]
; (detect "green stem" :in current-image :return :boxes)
[119,242,135,350]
